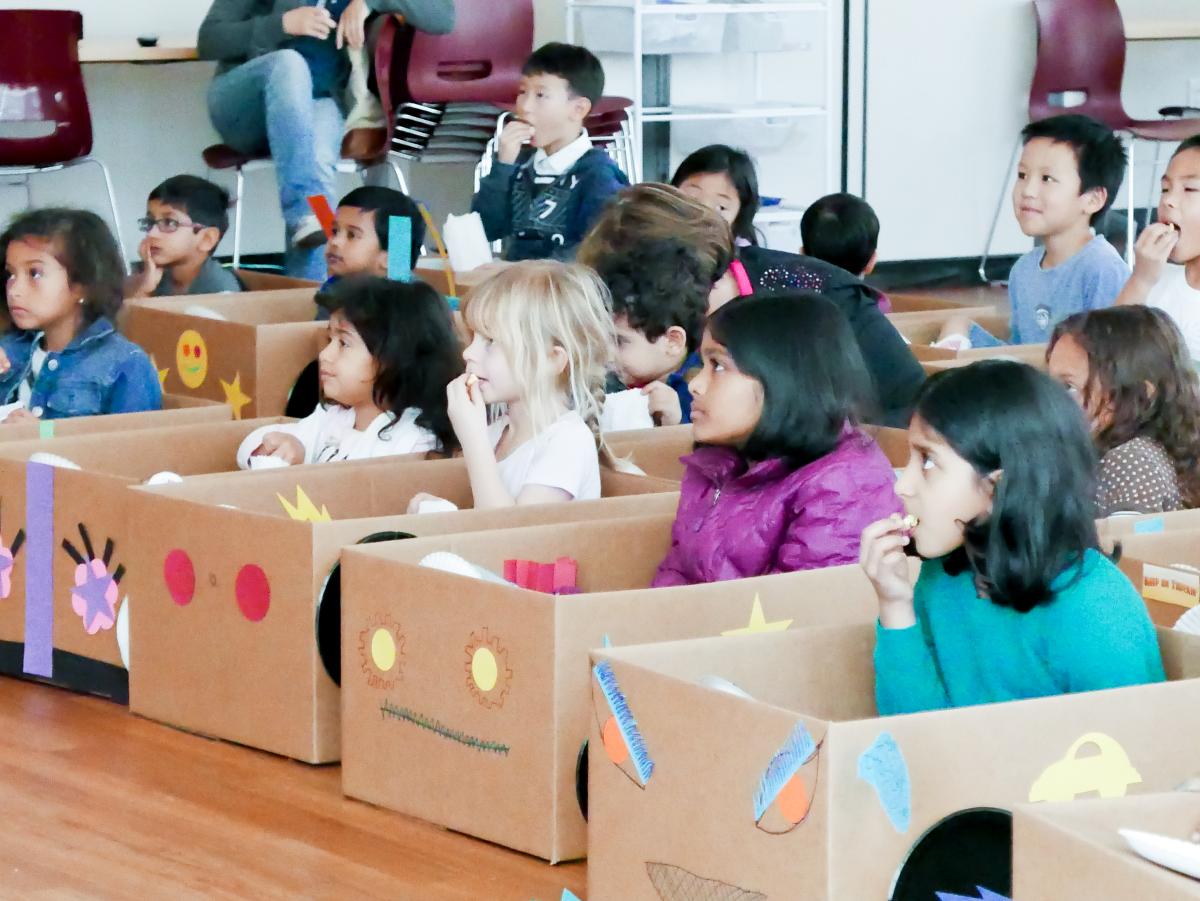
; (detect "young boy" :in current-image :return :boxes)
[1116,135,1200,362]
[128,175,240,298]
[800,192,891,311]
[941,114,1129,347]
[598,238,709,426]
[471,42,628,262]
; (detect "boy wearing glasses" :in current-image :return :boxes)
[127,175,242,298]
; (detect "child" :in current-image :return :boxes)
[408,261,616,511]
[237,275,460,467]
[671,144,760,247]
[1115,135,1200,362]
[652,294,901,587]
[940,114,1129,348]
[0,209,161,421]
[128,175,241,298]
[861,361,1165,715]
[1047,306,1200,516]
[799,192,893,312]
[471,42,629,262]
[592,237,709,426]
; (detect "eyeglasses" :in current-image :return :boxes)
[137,216,204,235]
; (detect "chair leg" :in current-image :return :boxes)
[23,174,32,209]
[232,167,245,270]
[81,156,130,275]
[1145,140,1164,229]
[978,136,1022,283]
[386,157,408,194]
[1125,135,1136,266]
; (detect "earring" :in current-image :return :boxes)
[78,297,84,305]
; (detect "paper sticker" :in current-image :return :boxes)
[561,891,582,901]
[277,486,331,522]
[1142,563,1200,609]
[61,525,125,635]
[151,354,169,389]
[38,421,54,440]
[644,863,765,901]
[176,329,209,389]
[1028,732,1142,802]
[380,699,510,756]
[0,502,26,601]
[163,549,196,606]
[116,595,130,669]
[593,660,654,787]
[387,216,412,282]
[753,721,819,833]
[358,613,406,689]
[24,462,55,677]
[937,890,1010,901]
[306,195,335,238]
[722,595,792,637]
[857,731,912,833]
[1133,517,1164,534]
[234,564,270,622]
[464,627,512,709]
[220,373,252,420]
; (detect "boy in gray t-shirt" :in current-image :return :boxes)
[940,114,1130,347]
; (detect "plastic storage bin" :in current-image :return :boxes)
[725,9,821,53]
[580,8,727,54]
[671,113,797,153]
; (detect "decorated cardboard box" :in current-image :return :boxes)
[339,519,895,863]
[0,417,292,701]
[127,459,678,765]
[1117,528,1200,628]
[413,257,495,303]
[1099,508,1200,543]
[1013,793,1200,900]
[587,624,1200,900]
[0,393,230,443]
[920,346,1049,375]
[887,310,1047,366]
[887,293,995,316]
[122,292,325,418]
[232,269,318,292]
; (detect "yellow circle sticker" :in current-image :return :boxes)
[175,329,208,389]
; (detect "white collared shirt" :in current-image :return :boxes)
[531,130,592,178]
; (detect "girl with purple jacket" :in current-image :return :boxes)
[653,293,901,587]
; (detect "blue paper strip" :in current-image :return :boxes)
[388,216,413,282]
[1133,517,1164,534]
[857,731,911,833]
[24,462,55,677]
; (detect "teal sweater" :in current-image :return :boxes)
[875,549,1166,715]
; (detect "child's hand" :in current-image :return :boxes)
[251,432,305,465]
[1131,222,1180,289]
[2,408,38,425]
[282,5,336,39]
[335,0,369,49]
[497,120,535,165]
[447,373,488,449]
[0,348,10,375]
[134,236,163,297]
[860,516,916,627]
[642,381,682,427]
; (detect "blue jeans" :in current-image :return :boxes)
[207,49,341,279]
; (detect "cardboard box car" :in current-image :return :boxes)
[0,393,230,442]
[606,425,912,483]
[232,269,318,292]
[887,292,995,316]
[123,292,324,419]
[0,417,292,701]
[339,518,896,863]
[126,459,678,764]
[888,310,1048,366]
[413,257,495,303]
[587,624,1200,900]
[1013,793,1200,900]
[1117,528,1200,628]
[920,345,1049,374]
[1099,508,1200,544]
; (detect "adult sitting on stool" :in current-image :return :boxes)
[198,0,455,279]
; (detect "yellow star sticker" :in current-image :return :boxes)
[722,595,793,637]
[220,373,252,420]
[150,355,168,389]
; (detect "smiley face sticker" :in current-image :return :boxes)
[176,329,208,389]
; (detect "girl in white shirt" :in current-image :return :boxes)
[410,260,617,510]
[238,276,461,467]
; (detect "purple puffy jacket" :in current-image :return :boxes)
[652,429,902,587]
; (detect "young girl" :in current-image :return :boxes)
[653,293,901,587]
[861,361,1165,716]
[0,208,161,421]
[671,144,761,247]
[1047,306,1200,517]
[238,276,460,467]
[410,260,616,510]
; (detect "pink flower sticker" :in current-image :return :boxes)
[71,559,118,634]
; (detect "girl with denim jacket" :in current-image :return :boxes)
[0,209,161,421]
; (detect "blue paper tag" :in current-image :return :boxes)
[388,216,413,282]
[1134,518,1165,534]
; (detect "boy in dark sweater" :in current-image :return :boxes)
[471,42,627,262]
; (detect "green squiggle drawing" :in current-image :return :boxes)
[380,700,511,756]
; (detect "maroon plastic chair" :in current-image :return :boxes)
[979,0,1200,279]
[0,9,128,269]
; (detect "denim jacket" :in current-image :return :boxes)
[0,317,162,419]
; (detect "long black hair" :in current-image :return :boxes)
[670,144,761,247]
[706,292,873,467]
[317,276,462,453]
[916,361,1100,612]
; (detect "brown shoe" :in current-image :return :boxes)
[341,127,388,161]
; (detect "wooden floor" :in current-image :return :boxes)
[0,677,586,900]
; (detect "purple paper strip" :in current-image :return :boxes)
[23,462,54,677]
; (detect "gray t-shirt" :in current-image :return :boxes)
[154,256,242,297]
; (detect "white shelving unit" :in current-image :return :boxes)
[566,0,840,248]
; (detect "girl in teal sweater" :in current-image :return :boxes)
[860,360,1165,715]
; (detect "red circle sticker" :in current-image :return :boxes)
[235,564,270,622]
[163,549,195,606]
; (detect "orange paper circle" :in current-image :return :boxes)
[601,716,629,766]
[776,773,810,824]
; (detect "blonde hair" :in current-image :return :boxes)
[577,183,735,281]
[462,260,617,461]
